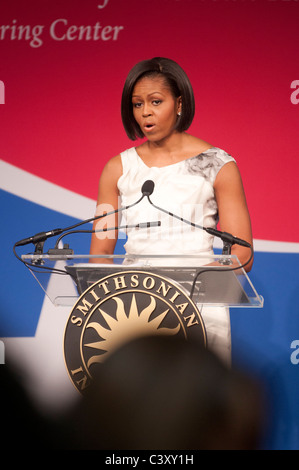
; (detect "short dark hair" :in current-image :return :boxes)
[121,57,195,140]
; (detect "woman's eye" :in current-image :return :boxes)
[132,99,162,108]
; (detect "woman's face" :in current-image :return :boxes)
[132,75,181,143]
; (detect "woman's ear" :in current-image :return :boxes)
[177,96,182,115]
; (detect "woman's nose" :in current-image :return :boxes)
[142,103,152,116]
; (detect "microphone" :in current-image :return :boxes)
[14,180,154,249]
[204,227,251,248]
[143,179,251,249]
[141,180,155,196]
[49,220,162,252]
[15,229,63,247]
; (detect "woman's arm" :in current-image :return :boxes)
[214,161,253,272]
[89,155,123,261]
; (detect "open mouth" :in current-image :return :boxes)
[144,123,155,132]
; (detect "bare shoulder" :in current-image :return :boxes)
[97,154,123,197]
[184,134,214,154]
[214,161,247,208]
[102,154,123,176]
[101,155,123,180]
[215,160,242,188]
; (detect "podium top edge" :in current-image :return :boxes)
[21,253,237,260]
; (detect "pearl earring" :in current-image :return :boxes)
[178,111,181,116]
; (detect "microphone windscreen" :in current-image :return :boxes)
[141,180,155,196]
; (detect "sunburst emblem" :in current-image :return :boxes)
[82,293,181,372]
[64,270,206,393]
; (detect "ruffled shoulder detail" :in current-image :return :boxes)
[184,147,236,184]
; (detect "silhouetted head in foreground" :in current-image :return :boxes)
[72,335,264,450]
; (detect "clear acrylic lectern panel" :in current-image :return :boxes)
[22,253,263,308]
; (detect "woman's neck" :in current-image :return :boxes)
[137,132,212,167]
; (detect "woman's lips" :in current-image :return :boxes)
[143,123,156,132]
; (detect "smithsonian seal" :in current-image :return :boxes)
[64,270,206,393]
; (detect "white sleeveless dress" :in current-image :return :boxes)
[117,146,236,364]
